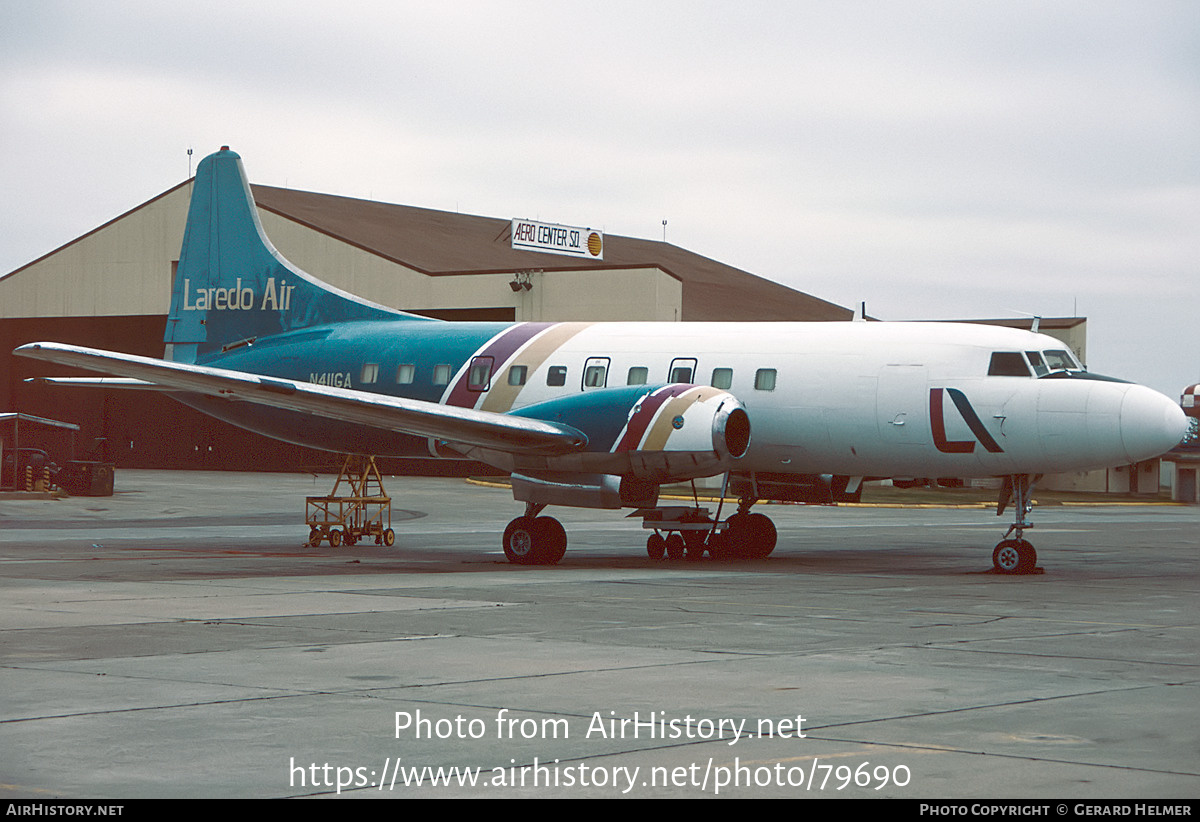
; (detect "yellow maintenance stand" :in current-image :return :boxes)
[306,455,395,547]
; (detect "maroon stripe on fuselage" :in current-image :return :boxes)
[444,322,556,409]
[613,384,693,452]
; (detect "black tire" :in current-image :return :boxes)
[535,517,567,565]
[329,529,342,548]
[726,512,777,559]
[744,513,777,558]
[503,517,540,565]
[706,532,731,561]
[665,533,685,560]
[992,539,1037,574]
[683,530,707,561]
[647,533,666,560]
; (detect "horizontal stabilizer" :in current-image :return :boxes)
[24,376,167,390]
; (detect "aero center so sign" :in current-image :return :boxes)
[512,219,604,260]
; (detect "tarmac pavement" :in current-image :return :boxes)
[1,470,1197,798]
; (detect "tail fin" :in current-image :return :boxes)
[166,147,422,362]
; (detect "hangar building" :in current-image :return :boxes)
[0,175,850,471]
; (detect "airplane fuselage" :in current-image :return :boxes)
[195,317,1177,481]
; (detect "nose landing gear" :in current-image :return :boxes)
[993,474,1040,574]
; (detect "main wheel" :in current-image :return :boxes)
[646,533,666,560]
[534,517,567,565]
[664,533,685,560]
[992,539,1037,574]
[502,517,567,565]
[503,517,541,565]
[726,512,777,559]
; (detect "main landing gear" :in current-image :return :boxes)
[993,474,1038,574]
[503,503,567,565]
[499,496,779,566]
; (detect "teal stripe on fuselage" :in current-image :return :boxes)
[182,320,514,454]
[205,320,510,404]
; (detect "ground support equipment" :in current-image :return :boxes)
[640,506,723,560]
[306,455,394,548]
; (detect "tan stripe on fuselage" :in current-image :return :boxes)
[479,322,594,412]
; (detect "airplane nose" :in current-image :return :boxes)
[1120,384,1189,463]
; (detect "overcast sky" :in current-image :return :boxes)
[2,1,1196,396]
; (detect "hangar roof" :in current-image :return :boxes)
[944,316,1086,331]
[251,185,851,323]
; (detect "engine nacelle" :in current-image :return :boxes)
[458,383,751,482]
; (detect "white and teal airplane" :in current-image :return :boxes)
[15,148,1188,573]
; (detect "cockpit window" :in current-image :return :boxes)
[1025,351,1049,377]
[1026,348,1090,379]
[1043,349,1080,372]
[988,352,1031,377]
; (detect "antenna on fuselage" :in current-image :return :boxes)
[1004,309,1041,333]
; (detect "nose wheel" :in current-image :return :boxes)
[992,539,1037,574]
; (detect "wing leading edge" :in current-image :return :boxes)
[14,342,588,456]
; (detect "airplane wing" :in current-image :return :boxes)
[14,342,588,456]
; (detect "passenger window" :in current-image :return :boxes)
[988,352,1031,377]
[361,363,379,384]
[547,366,568,387]
[433,364,452,385]
[754,368,777,391]
[627,366,648,385]
[583,362,608,388]
[507,365,528,386]
[711,368,733,390]
[669,357,697,384]
[396,363,415,384]
[467,357,493,391]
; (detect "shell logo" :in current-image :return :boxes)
[587,232,603,257]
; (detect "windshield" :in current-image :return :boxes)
[989,348,1087,379]
[1043,349,1081,372]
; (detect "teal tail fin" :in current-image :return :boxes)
[166,147,421,362]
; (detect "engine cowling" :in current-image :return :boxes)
[455,383,751,482]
